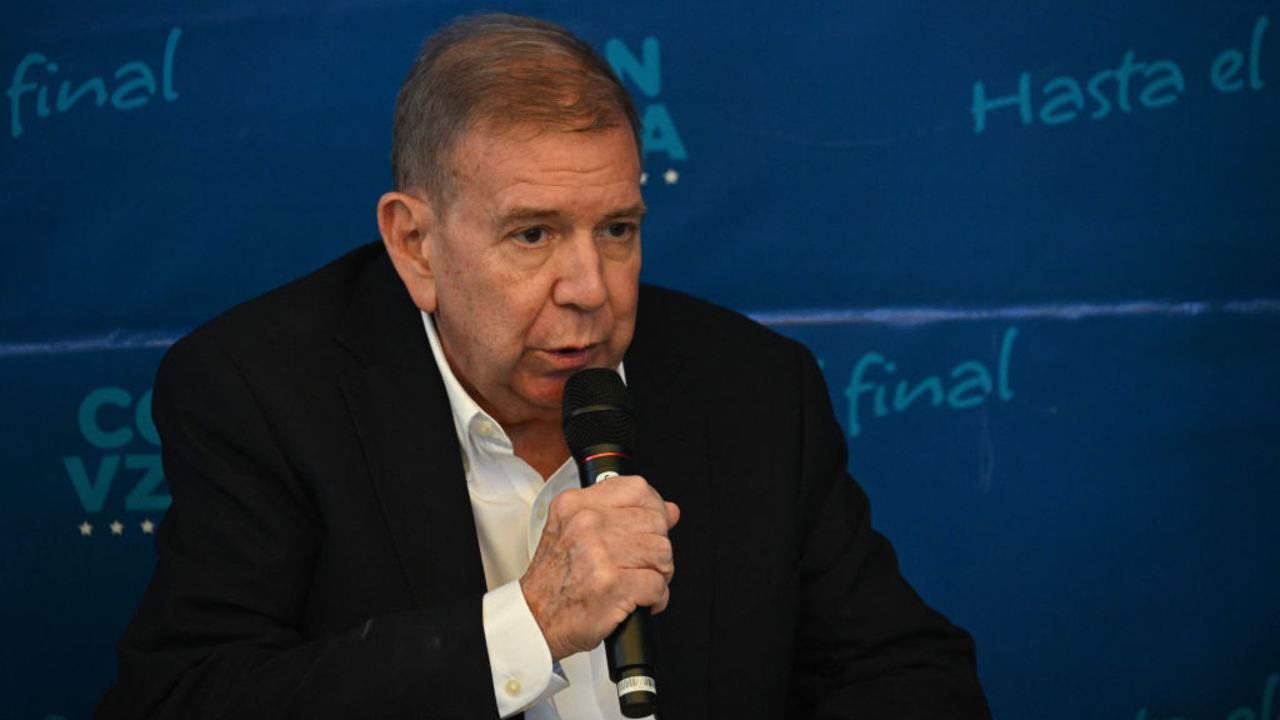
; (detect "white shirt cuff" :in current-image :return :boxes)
[482,580,570,718]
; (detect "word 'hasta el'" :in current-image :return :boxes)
[6,27,182,139]
[972,15,1268,132]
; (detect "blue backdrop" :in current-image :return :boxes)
[2,2,1278,718]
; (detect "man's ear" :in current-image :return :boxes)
[378,190,438,312]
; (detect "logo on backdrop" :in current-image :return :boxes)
[63,386,169,539]
[604,36,687,187]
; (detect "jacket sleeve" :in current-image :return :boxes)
[96,336,500,720]
[786,344,992,720]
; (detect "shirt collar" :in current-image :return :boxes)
[421,311,501,467]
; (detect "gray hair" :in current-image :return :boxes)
[391,14,642,204]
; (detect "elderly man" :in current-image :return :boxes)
[100,14,989,720]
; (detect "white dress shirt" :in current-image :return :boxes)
[422,312,654,720]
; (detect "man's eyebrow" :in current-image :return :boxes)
[602,203,648,220]
[496,207,564,225]
[496,203,648,225]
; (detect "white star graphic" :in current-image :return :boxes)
[141,519,155,534]
[110,520,124,535]
[79,521,93,537]
[663,168,679,185]
[639,172,648,186]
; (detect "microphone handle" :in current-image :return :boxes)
[579,445,659,719]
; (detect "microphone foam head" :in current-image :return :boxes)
[562,368,636,459]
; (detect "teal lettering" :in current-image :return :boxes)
[844,353,886,437]
[1085,50,1147,119]
[971,73,1031,133]
[111,61,156,110]
[6,26,179,139]
[948,361,993,409]
[1250,15,1268,90]
[63,455,119,513]
[1040,77,1084,125]
[844,332,1017,436]
[1140,60,1183,108]
[135,389,160,446]
[1133,709,1147,720]
[1114,50,1147,113]
[1211,16,1267,93]
[641,103,687,160]
[36,64,53,117]
[892,377,943,412]
[163,27,181,101]
[7,52,46,137]
[605,37,660,98]
[55,76,108,112]
[1087,68,1116,119]
[124,454,170,511]
[79,387,134,449]
[998,327,1017,400]
[874,363,895,417]
[1212,49,1246,93]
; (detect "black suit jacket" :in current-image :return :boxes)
[99,243,989,719]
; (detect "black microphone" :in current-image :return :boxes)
[562,368,658,719]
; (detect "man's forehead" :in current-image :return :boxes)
[455,122,637,168]
[446,124,643,212]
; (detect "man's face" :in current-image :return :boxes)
[424,123,644,426]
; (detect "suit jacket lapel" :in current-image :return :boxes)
[334,252,487,608]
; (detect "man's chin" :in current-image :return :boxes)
[484,378,568,427]
[504,357,623,420]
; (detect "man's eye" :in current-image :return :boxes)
[514,227,548,245]
[604,222,636,240]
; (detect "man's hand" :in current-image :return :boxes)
[519,474,680,661]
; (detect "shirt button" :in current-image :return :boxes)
[504,678,522,695]
[536,502,547,520]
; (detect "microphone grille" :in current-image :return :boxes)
[562,368,636,457]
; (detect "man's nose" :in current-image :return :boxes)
[552,231,609,310]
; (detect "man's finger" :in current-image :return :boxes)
[595,506,672,537]
[611,533,675,580]
[665,500,681,529]
[585,474,665,510]
[618,567,670,612]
